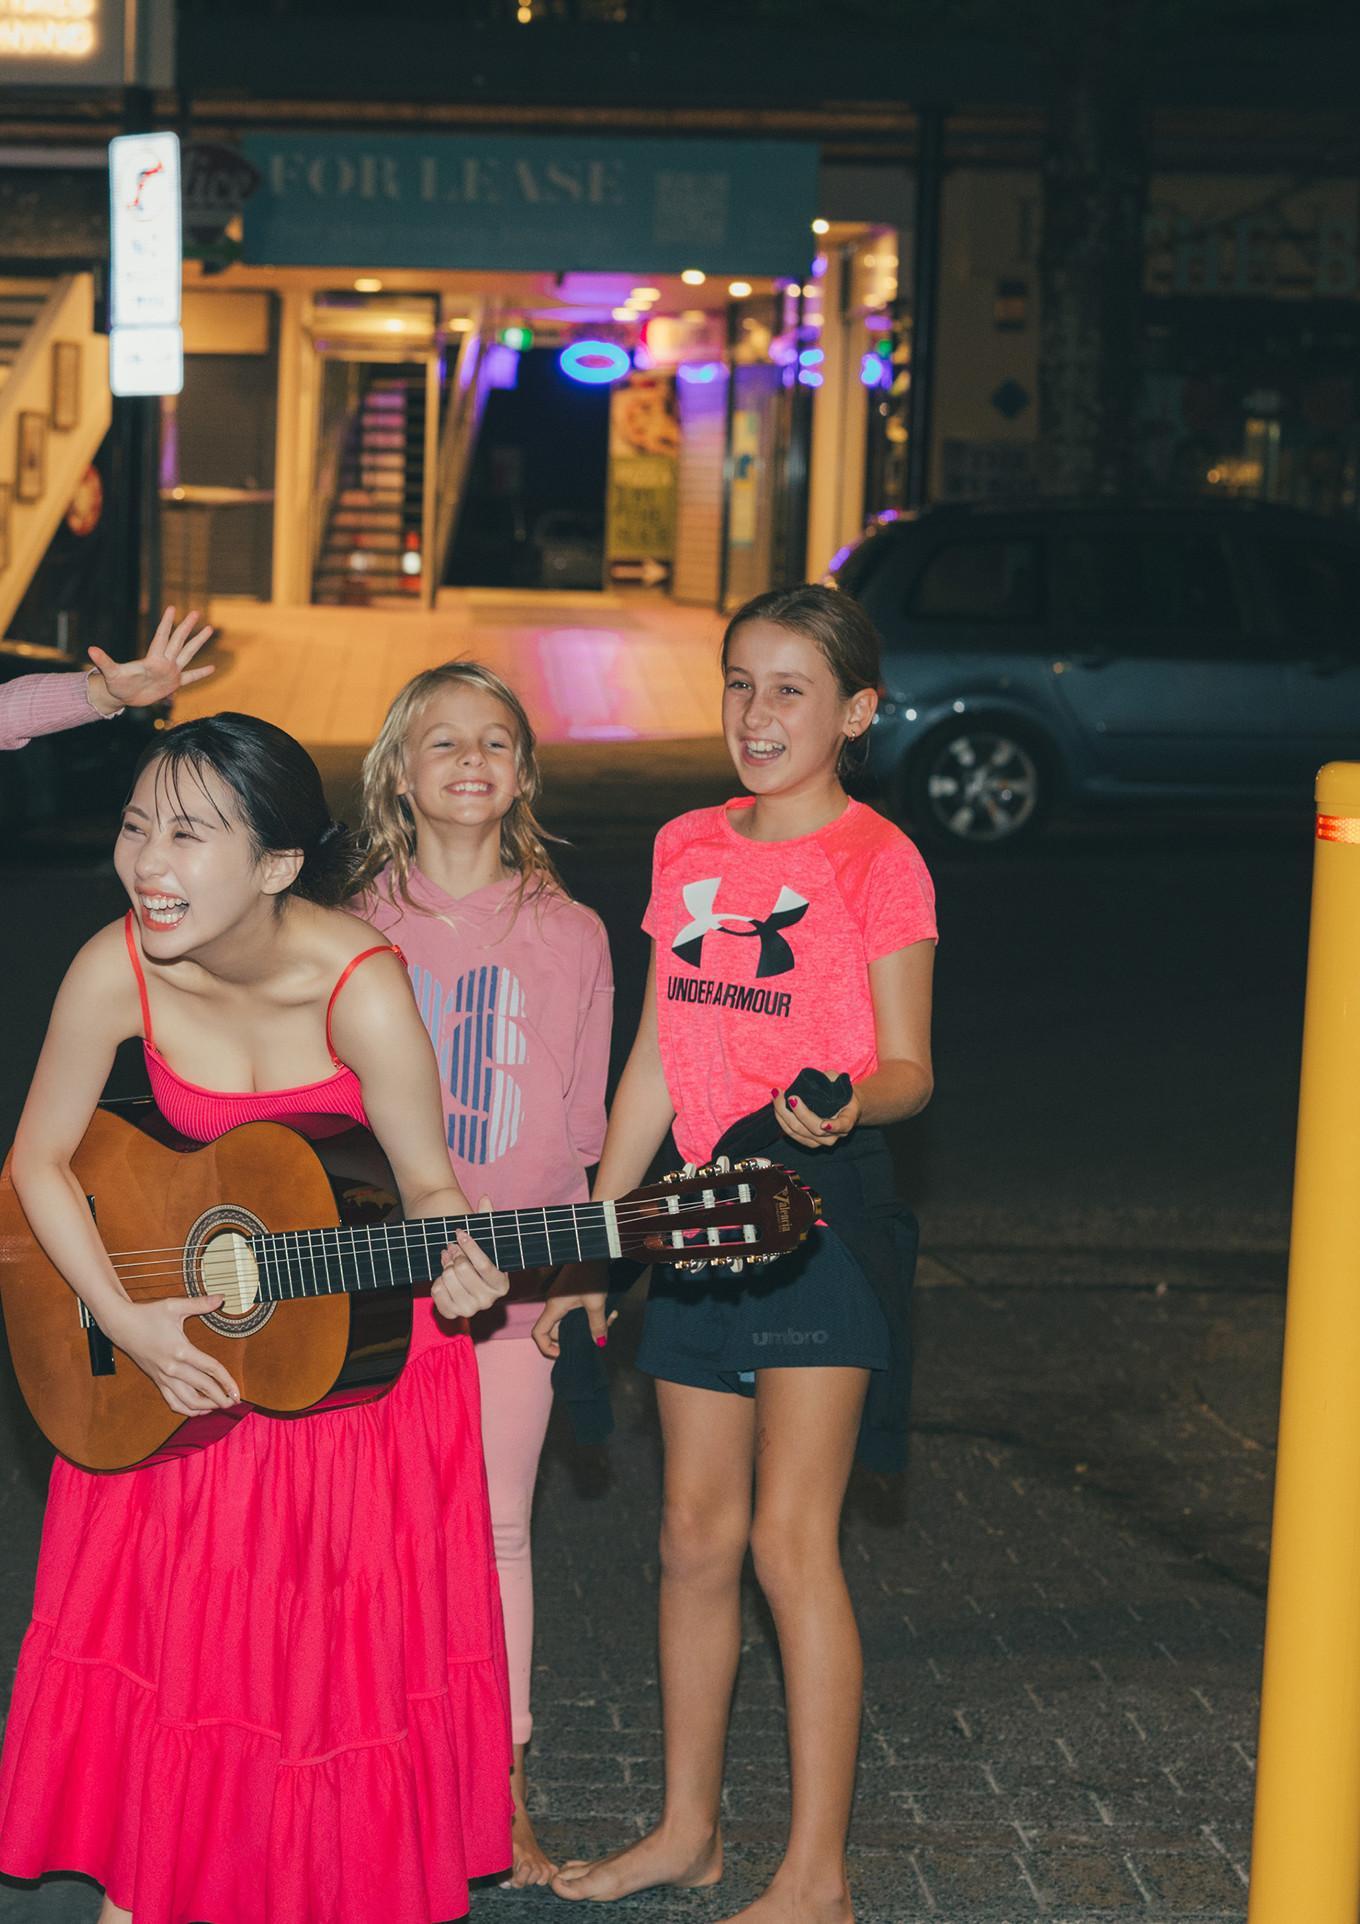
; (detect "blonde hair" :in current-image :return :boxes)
[352,660,566,911]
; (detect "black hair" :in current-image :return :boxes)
[131,712,354,909]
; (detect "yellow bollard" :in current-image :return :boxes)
[1248,762,1360,1923]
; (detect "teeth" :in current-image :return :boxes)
[450,782,491,793]
[745,740,784,757]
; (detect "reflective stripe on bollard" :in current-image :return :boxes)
[1248,763,1360,1923]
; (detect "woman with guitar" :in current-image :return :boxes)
[0,712,516,1924]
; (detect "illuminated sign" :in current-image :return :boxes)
[109,132,183,397]
[0,0,172,84]
[0,0,97,59]
[560,340,631,386]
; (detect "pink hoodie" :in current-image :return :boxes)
[0,672,101,751]
[364,865,614,1335]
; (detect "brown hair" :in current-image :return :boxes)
[351,660,565,912]
[720,584,881,775]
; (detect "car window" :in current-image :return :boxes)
[906,537,1043,624]
[1256,538,1360,644]
[1053,530,1244,649]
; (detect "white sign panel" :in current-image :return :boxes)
[109,132,182,331]
[110,325,183,398]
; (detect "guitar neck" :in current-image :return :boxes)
[253,1202,619,1300]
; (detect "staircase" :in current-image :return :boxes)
[0,280,56,394]
[312,368,426,606]
[0,275,111,641]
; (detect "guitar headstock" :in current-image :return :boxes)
[614,1158,822,1272]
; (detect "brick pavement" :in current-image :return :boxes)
[468,1260,1275,1924]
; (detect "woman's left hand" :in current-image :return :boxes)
[772,1083,861,1150]
[435,1195,510,1318]
[86,606,216,714]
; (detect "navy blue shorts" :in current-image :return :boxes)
[636,1218,891,1397]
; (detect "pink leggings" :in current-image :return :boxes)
[474,1334,556,1747]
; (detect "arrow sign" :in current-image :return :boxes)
[610,558,670,586]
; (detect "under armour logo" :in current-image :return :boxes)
[672,878,809,977]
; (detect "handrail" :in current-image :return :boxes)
[426,311,496,609]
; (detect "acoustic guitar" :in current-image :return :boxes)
[0,1103,819,1474]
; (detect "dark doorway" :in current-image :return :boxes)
[446,346,610,590]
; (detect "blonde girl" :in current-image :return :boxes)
[355,662,613,1887]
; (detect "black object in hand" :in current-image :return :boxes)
[784,1068,854,1119]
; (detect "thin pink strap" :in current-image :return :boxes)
[123,911,154,1047]
[324,944,405,1064]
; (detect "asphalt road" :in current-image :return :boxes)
[0,761,1311,1921]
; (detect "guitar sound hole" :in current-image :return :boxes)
[186,1205,275,1339]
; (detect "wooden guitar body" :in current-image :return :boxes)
[0,1105,411,1473]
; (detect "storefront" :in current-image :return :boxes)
[155,130,909,611]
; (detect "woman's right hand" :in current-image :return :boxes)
[103,1296,241,1415]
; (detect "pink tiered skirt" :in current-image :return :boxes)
[0,1322,513,1923]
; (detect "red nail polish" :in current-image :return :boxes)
[787,1095,799,1109]
[822,1122,834,1132]
[770,1087,779,1098]
[595,1334,608,1348]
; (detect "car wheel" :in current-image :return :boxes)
[902,720,1053,853]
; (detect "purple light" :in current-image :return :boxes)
[632,342,655,370]
[770,340,798,366]
[559,339,632,385]
[483,343,521,390]
[811,253,829,279]
[798,347,824,367]
[677,361,724,385]
[797,368,824,388]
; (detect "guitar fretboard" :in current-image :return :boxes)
[254,1204,617,1300]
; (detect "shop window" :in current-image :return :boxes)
[906,537,1043,626]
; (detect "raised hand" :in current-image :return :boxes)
[86,606,215,713]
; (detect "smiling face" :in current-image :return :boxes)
[398,684,522,833]
[721,619,876,797]
[114,755,298,959]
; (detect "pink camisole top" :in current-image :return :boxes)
[123,910,400,1144]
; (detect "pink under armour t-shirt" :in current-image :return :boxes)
[643,797,937,1165]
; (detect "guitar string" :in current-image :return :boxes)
[98,1196,800,1291]
[96,1186,804,1265]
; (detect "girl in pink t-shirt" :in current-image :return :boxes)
[537,585,936,1920]
[353,662,612,1889]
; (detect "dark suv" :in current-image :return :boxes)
[829,499,1360,851]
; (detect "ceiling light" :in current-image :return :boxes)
[612,307,637,322]
[680,269,706,287]
[728,281,752,298]
[630,286,661,303]
[353,277,383,293]
[811,218,830,235]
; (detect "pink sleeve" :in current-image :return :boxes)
[566,916,614,1165]
[0,672,99,752]
[641,819,676,940]
[863,838,938,962]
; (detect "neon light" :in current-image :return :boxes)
[860,352,886,387]
[559,340,631,385]
[798,347,824,367]
[797,368,823,388]
[677,361,724,385]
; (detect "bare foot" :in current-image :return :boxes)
[499,1800,559,1888]
[97,1900,132,1924]
[717,1881,853,1924]
[551,1826,722,1902]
